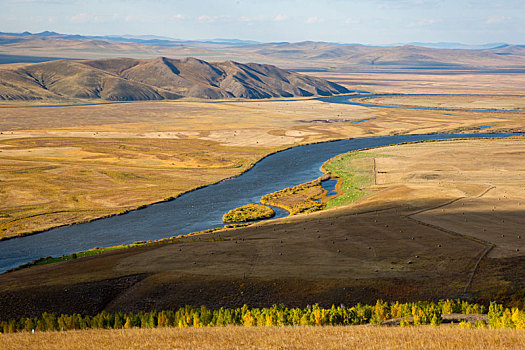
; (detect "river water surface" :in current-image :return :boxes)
[0,132,522,272]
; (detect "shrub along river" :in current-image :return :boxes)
[0,132,523,272]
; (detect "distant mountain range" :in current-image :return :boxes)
[0,57,349,101]
[0,31,517,49]
[0,31,261,47]
[236,41,525,68]
[0,31,524,70]
[388,42,510,50]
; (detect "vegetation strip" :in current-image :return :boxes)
[260,176,329,214]
[2,300,524,333]
[222,204,275,223]
[321,151,383,209]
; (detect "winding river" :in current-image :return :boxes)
[319,93,525,113]
[0,132,522,272]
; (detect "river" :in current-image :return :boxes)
[319,94,525,113]
[0,132,522,272]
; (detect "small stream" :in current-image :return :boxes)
[321,179,338,196]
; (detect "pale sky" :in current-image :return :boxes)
[2,0,524,44]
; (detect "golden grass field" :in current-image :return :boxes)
[307,70,525,94]
[0,135,274,238]
[1,326,524,350]
[361,95,525,111]
[370,139,525,258]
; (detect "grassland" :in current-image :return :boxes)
[306,70,525,95]
[0,65,524,325]
[0,67,524,239]
[1,326,524,350]
[1,41,524,349]
[361,95,525,111]
[369,138,525,258]
[222,204,275,223]
[0,136,273,239]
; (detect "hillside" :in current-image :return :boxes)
[0,57,349,101]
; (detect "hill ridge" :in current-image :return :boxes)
[0,57,349,101]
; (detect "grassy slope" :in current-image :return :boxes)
[0,57,348,102]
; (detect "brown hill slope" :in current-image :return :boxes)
[0,57,349,101]
[0,59,180,101]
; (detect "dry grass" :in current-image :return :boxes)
[363,95,525,111]
[0,137,272,239]
[307,70,525,94]
[222,204,275,223]
[260,179,325,214]
[0,68,523,244]
[370,138,525,258]
[1,326,524,350]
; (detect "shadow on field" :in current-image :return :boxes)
[0,196,524,319]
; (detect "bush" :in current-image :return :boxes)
[222,204,275,223]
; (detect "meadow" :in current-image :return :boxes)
[0,136,273,239]
[360,95,525,111]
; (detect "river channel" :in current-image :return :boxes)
[319,93,525,113]
[0,132,522,272]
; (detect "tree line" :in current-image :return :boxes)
[1,299,524,333]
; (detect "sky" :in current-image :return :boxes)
[2,0,524,45]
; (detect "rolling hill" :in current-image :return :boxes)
[0,57,349,101]
[1,32,524,71]
[236,41,525,69]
